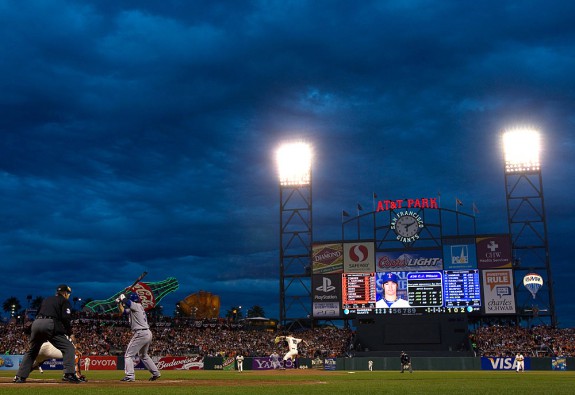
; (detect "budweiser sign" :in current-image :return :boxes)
[156,356,204,370]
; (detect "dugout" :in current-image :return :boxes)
[353,314,472,357]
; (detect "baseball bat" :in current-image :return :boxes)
[127,271,148,291]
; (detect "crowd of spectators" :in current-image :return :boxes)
[469,324,575,357]
[3,314,575,359]
[0,314,353,359]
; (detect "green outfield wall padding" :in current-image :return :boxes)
[338,357,575,371]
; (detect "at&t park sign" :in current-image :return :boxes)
[375,197,439,212]
[374,197,438,244]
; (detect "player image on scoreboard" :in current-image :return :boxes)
[375,272,411,308]
[340,269,483,316]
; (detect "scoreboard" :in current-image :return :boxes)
[408,271,443,307]
[443,269,481,308]
[342,273,376,311]
[337,269,482,316]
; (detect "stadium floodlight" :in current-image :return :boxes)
[503,127,541,173]
[276,142,312,186]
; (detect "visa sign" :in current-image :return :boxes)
[481,357,530,370]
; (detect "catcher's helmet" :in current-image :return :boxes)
[129,292,140,302]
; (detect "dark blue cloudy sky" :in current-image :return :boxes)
[1,1,573,325]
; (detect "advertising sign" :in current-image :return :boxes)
[312,273,342,318]
[252,357,295,370]
[523,273,544,299]
[155,356,203,370]
[443,237,477,270]
[481,357,530,370]
[80,356,118,370]
[38,358,64,370]
[552,357,567,371]
[313,301,341,318]
[482,269,516,314]
[324,358,337,371]
[343,242,375,272]
[0,355,21,370]
[476,235,513,269]
[312,243,344,274]
[222,357,235,371]
[376,250,443,272]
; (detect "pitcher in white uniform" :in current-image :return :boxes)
[276,335,308,369]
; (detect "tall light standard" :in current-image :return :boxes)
[502,127,556,326]
[277,142,313,327]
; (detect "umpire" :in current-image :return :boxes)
[14,284,82,384]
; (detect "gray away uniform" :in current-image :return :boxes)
[122,299,160,380]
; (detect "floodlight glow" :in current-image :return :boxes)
[277,142,312,186]
[503,128,541,173]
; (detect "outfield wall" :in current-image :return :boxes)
[205,356,574,371]
[1,355,572,372]
[338,357,480,371]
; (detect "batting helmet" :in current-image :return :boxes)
[129,292,140,302]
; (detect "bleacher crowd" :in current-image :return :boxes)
[0,314,353,359]
[470,324,575,357]
[2,315,574,358]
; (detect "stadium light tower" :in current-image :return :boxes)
[277,142,313,328]
[503,129,541,173]
[277,142,312,186]
[502,127,556,326]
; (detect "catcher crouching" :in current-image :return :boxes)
[32,336,87,381]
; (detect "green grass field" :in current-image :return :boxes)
[1,369,574,394]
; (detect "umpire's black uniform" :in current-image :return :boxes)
[400,352,411,372]
[15,284,79,383]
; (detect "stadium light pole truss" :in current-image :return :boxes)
[277,142,313,328]
[502,127,556,326]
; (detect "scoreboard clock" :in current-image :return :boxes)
[391,211,424,243]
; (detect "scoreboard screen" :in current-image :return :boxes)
[338,269,481,316]
[407,271,443,307]
[342,273,376,312]
[443,269,481,308]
